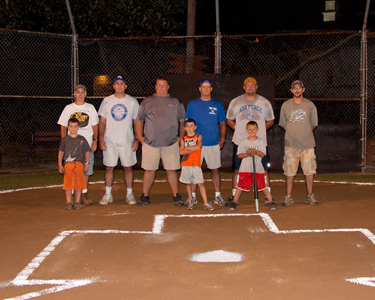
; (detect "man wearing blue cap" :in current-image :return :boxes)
[185,79,226,206]
[98,75,139,205]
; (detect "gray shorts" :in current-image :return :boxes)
[201,145,221,169]
[179,166,204,184]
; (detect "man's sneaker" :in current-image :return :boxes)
[203,202,214,211]
[173,193,184,206]
[126,193,136,205]
[83,193,93,206]
[99,194,113,206]
[305,193,319,205]
[187,200,194,210]
[65,202,73,210]
[228,201,238,211]
[282,195,294,206]
[136,194,150,206]
[214,194,226,206]
[267,201,277,210]
[74,202,82,210]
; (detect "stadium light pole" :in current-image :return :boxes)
[65,0,79,96]
[360,0,371,172]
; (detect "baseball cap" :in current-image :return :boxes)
[184,118,196,126]
[113,75,127,84]
[74,84,87,93]
[200,79,212,87]
[243,77,257,85]
[291,80,304,88]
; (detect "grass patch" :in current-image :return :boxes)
[1,170,374,191]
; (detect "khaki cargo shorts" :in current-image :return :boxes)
[282,146,317,176]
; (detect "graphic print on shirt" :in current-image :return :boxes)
[244,145,260,151]
[111,104,128,121]
[209,107,217,115]
[290,109,307,123]
[65,140,85,163]
[70,112,89,128]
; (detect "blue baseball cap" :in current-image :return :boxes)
[113,75,127,84]
[199,79,212,87]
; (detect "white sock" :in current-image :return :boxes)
[192,192,196,199]
[232,189,236,196]
[82,189,88,194]
[215,192,221,197]
[105,187,112,195]
[127,188,133,195]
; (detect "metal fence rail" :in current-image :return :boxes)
[0,28,374,172]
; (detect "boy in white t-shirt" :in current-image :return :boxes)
[228,121,277,211]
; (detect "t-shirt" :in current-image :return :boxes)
[136,94,185,147]
[98,94,139,144]
[279,98,318,149]
[226,94,274,146]
[57,102,99,147]
[59,135,90,164]
[185,98,226,146]
[237,137,266,173]
[181,134,201,167]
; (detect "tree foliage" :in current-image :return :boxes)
[1,0,188,37]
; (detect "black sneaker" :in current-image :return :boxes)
[228,201,238,211]
[267,201,277,210]
[136,193,150,206]
[173,193,184,206]
[225,196,240,207]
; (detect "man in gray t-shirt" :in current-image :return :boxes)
[279,80,319,206]
[135,77,185,206]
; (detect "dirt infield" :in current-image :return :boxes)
[1,180,375,300]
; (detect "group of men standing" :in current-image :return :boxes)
[58,75,318,207]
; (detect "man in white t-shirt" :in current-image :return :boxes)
[58,84,99,205]
[98,76,139,205]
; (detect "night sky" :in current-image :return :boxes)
[195,0,374,35]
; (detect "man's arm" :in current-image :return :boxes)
[178,119,185,144]
[60,125,67,139]
[135,120,144,144]
[98,116,107,151]
[226,118,236,131]
[91,124,98,152]
[265,120,274,130]
[132,120,139,151]
[218,121,226,148]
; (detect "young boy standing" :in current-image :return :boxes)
[58,118,91,210]
[179,118,214,211]
[228,121,277,211]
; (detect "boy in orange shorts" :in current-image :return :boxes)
[228,121,277,211]
[58,118,90,209]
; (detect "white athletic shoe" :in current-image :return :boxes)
[99,194,113,206]
[126,193,136,205]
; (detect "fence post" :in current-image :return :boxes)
[214,0,221,74]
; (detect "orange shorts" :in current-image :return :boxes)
[63,161,86,191]
[237,172,266,192]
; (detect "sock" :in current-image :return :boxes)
[82,189,88,194]
[215,192,221,198]
[232,189,236,196]
[192,192,196,199]
[105,186,112,195]
[127,188,133,195]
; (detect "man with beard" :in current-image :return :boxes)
[279,80,318,206]
[226,77,275,204]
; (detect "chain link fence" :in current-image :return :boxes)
[0,28,374,172]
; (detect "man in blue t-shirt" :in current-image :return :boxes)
[185,79,226,206]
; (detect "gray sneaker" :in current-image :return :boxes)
[187,200,194,210]
[126,193,136,205]
[305,193,318,205]
[99,194,113,206]
[282,195,294,206]
[214,194,226,206]
[185,195,197,206]
[203,202,214,211]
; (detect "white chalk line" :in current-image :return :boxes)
[4,229,153,300]
[1,179,375,194]
[152,213,375,287]
[4,213,375,299]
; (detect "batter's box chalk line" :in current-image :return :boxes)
[3,214,375,300]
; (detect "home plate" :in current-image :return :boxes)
[190,250,243,263]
